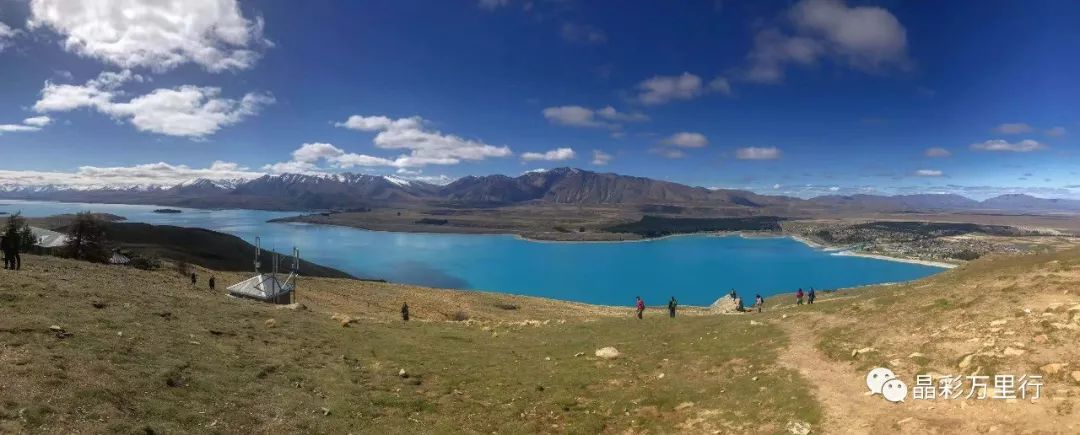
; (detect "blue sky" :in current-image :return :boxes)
[0,0,1078,199]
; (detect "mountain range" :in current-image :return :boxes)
[1,167,1077,214]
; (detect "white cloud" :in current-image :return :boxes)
[636,73,731,105]
[744,0,908,83]
[33,71,272,138]
[735,146,782,160]
[264,142,397,174]
[651,148,685,159]
[1045,126,1067,137]
[110,87,273,137]
[28,0,269,72]
[970,139,1045,153]
[924,147,951,158]
[522,147,575,162]
[0,115,52,134]
[663,132,708,148]
[992,123,1033,134]
[0,124,40,133]
[560,23,606,45]
[0,161,261,188]
[22,116,52,127]
[591,150,613,166]
[914,169,942,177]
[334,115,512,168]
[745,30,824,83]
[542,105,647,128]
[595,106,648,122]
[0,20,18,52]
[261,160,320,175]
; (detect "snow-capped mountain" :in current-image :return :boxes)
[0,169,1077,214]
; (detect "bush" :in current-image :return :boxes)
[130,256,162,271]
[494,302,520,310]
[949,249,981,261]
[175,260,191,276]
[450,311,470,321]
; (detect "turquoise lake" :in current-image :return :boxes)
[0,200,944,306]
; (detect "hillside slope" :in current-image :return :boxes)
[1,250,1078,433]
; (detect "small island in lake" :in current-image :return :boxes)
[152,208,183,214]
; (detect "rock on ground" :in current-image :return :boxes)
[595,347,621,359]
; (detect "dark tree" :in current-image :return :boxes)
[4,213,27,250]
[64,212,110,263]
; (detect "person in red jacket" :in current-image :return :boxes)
[796,288,804,306]
[635,296,645,319]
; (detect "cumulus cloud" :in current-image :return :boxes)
[992,123,1033,134]
[591,150,613,166]
[924,147,951,158]
[663,132,708,148]
[542,105,647,128]
[263,142,398,174]
[914,169,942,177]
[332,115,512,168]
[560,23,606,45]
[28,0,269,72]
[0,160,261,188]
[33,71,273,138]
[521,147,575,162]
[744,0,909,83]
[1045,126,1067,137]
[970,139,1045,153]
[735,146,782,160]
[636,73,731,105]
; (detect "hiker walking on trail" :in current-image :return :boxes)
[808,287,816,305]
[401,302,410,322]
[755,294,764,313]
[668,297,678,318]
[796,288,804,306]
[208,275,216,291]
[190,272,197,287]
[635,296,645,319]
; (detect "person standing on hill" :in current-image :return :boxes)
[796,288,804,306]
[808,287,816,304]
[0,235,9,270]
[1,233,20,270]
[729,288,737,300]
[401,302,410,322]
[635,296,645,319]
[668,297,678,318]
[190,271,197,287]
[755,294,764,313]
[208,275,216,291]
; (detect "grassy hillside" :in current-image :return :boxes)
[1,247,1078,433]
[93,222,355,279]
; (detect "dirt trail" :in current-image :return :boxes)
[775,312,1069,434]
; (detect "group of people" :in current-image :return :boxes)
[0,234,21,270]
[189,272,216,291]
[633,287,818,319]
[795,287,817,305]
